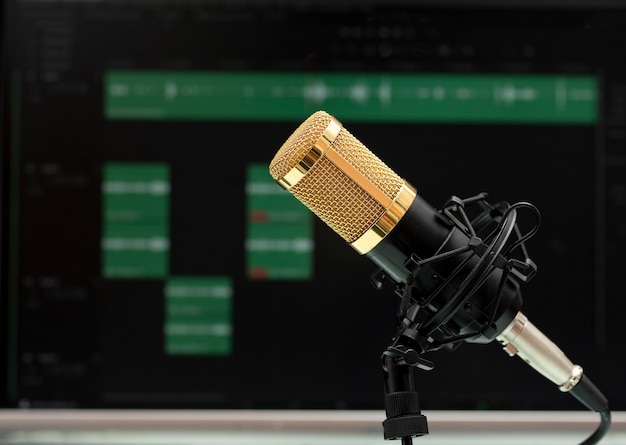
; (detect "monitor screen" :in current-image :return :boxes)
[1,0,624,411]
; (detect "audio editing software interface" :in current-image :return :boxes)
[1,1,625,410]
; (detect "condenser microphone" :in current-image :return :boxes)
[269,110,610,444]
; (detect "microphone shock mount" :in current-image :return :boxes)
[376,192,540,444]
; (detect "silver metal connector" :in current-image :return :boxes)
[496,312,583,392]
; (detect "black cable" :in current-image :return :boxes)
[580,410,611,445]
[501,202,541,257]
[569,374,612,445]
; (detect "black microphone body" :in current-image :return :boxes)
[367,193,522,346]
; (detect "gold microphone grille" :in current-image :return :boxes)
[267,111,333,182]
[269,111,405,244]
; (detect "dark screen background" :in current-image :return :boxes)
[1,1,625,411]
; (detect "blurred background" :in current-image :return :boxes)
[1,0,625,426]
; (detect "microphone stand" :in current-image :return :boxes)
[380,276,433,444]
[381,343,430,444]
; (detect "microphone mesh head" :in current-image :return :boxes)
[269,110,404,244]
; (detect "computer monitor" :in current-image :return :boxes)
[1,0,624,411]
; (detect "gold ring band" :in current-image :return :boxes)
[351,182,416,254]
[276,117,342,190]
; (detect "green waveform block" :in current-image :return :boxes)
[102,163,170,278]
[246,163,313,280]
[165,276,232,355]
[105,71,597,124]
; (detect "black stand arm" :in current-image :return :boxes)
[381,345,431,444]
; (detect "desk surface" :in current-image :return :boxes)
[0,410,624,445]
